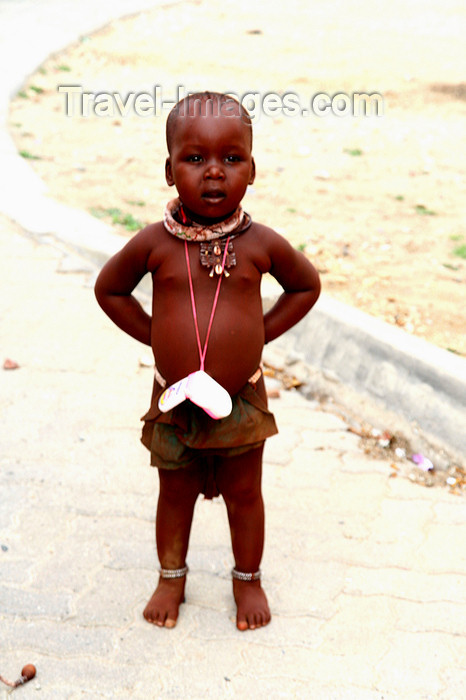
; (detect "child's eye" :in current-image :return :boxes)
[225,155,241,163]
[187,154,203,163]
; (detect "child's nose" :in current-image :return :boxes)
[204,161,224,179]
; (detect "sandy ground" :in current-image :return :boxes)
[9,0,466,355]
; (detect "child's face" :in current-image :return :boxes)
[165,108,255,224]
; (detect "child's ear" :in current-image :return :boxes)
[249,158,256,185]
[165,157,175,186]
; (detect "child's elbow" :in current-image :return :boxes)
[94,275,103,302]
[312,273,321,304]
[94,273,109,308]
[306,267,321,308]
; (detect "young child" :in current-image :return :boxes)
[95,91,320,631]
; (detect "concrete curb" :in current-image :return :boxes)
[1,0,465,461]
[264,283,466,461]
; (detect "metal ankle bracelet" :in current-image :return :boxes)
[232,568,261,582]
[159,565,189,579]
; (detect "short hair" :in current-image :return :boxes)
[166,91,252,153]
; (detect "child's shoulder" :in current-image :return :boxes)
[248,220,285,243]
[247,219,319,292]
[125,219,177,253]
[131,220,167,245]
[249,220,277,236]
[112,220,179,274]
[248,220,298,256]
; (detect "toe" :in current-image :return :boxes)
[143,611,157,625]
[237,617,248,631]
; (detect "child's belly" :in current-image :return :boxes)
[151,300,265,395]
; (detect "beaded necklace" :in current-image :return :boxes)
[163,197,252,277]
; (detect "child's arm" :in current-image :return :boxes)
[94,229,153,346]
[263,229,321,344]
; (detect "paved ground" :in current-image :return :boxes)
[1,1,465,698]
[1,212,465,698]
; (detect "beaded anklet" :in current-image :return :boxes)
[232,568,261,582]
[159,565,189,579]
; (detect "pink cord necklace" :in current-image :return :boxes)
[184,237,230,371]
[157,239,233,418]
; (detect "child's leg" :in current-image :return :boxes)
[215,445,271,631]
[143,464,204,628]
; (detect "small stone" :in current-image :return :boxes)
[322,369,339,383]
[3,358,20,370]
[139,354,154,368]
[21,664,36,681]
[314,169,331,180]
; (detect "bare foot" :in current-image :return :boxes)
[143,576,186,628]
[233,579,271,631]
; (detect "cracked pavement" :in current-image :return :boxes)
[1,213,465,698]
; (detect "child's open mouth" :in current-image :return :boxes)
[202,190,226,203]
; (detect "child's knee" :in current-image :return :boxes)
[158,466,203,502]
[219,470,262,507]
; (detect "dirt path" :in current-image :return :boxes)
[9,0,466,355]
